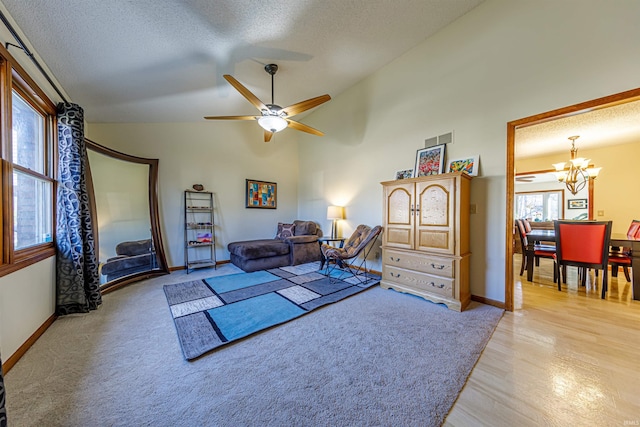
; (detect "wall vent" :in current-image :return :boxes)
[425,131,454,148]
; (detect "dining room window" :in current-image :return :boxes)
[515,190,563,222]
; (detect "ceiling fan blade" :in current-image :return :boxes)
[281,94,331,117]
[223,75,267,111]
[203,115,257,120]
[287,119,324,136]
[264,130,274,142]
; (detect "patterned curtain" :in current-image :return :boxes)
[0,356,6,427]
[56,103,102,314]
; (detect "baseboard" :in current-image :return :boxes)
[3,313,57,374]
[471,294,506,309]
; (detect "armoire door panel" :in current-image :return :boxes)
[417,230,451,252]
[386,228,413,247]
[387,187,412,224]
[383,182,414,248]
[417,182,451,227]
[416,179,455,254]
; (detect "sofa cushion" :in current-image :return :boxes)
[228,239,290,260]
[286,235,318,244]
[293,220,317,236]
[275,223,295,239]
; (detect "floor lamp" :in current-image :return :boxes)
[327,206,344,239]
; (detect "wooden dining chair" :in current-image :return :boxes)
[516,219,557,280]
[554,220,612,298]
[609,219,640,282]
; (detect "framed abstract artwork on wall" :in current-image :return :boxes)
[245,179,277,209]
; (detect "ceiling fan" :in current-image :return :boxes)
[204,64,331,142]
[515,175,536,182]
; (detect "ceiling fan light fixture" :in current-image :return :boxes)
[258,116,288,133]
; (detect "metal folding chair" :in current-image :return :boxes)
[321,224,382,283]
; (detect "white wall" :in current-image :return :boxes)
[86,122,302,268]
[0,258,56,360]
[297,0,640,302]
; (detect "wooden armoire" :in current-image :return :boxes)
[380,172,472,311]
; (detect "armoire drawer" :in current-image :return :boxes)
[383,249,454,278]
[383,265,455,298]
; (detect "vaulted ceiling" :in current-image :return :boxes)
[0,0,483,123]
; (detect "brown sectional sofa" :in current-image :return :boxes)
[227,220,323,272]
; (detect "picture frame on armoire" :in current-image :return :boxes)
[447,155,479,176]
[414,144,446,177]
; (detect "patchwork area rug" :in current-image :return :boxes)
[164,262,380,360]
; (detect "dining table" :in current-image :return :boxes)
[525,229,640,300]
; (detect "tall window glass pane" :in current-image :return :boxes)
[12,90,45,174]
[13,168,53,249]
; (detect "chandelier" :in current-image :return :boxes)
[552,135,601,195]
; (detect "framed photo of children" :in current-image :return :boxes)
[447,155,479,176]
[245,179,277,209]
[414,144,446,177]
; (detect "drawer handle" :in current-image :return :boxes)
[390,272,401,278]
[430,263,446,270]
[429,282,445,289]
[390,256,400,262]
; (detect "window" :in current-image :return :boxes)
[514,190,563,222]
[0,48,56,276]
[12,91,53,250]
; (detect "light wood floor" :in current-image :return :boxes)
[445,257,640,426]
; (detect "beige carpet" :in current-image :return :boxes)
[4,264,503,426]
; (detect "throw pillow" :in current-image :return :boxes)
[275,223,295,240]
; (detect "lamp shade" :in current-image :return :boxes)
[258,116,288,133]
[327,205,344,220]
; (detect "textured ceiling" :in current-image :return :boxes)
[0,0,483,123]
[515,99,640,159]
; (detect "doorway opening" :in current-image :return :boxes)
[504,87,640,311]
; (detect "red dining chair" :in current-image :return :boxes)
[554,220,612,298]
[609,219,640,282]
[516,219,557,281]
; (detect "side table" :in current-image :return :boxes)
[318,237,346,270]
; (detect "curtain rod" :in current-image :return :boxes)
[0,9,68,103]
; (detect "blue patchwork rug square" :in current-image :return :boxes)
[163,262,380,360]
